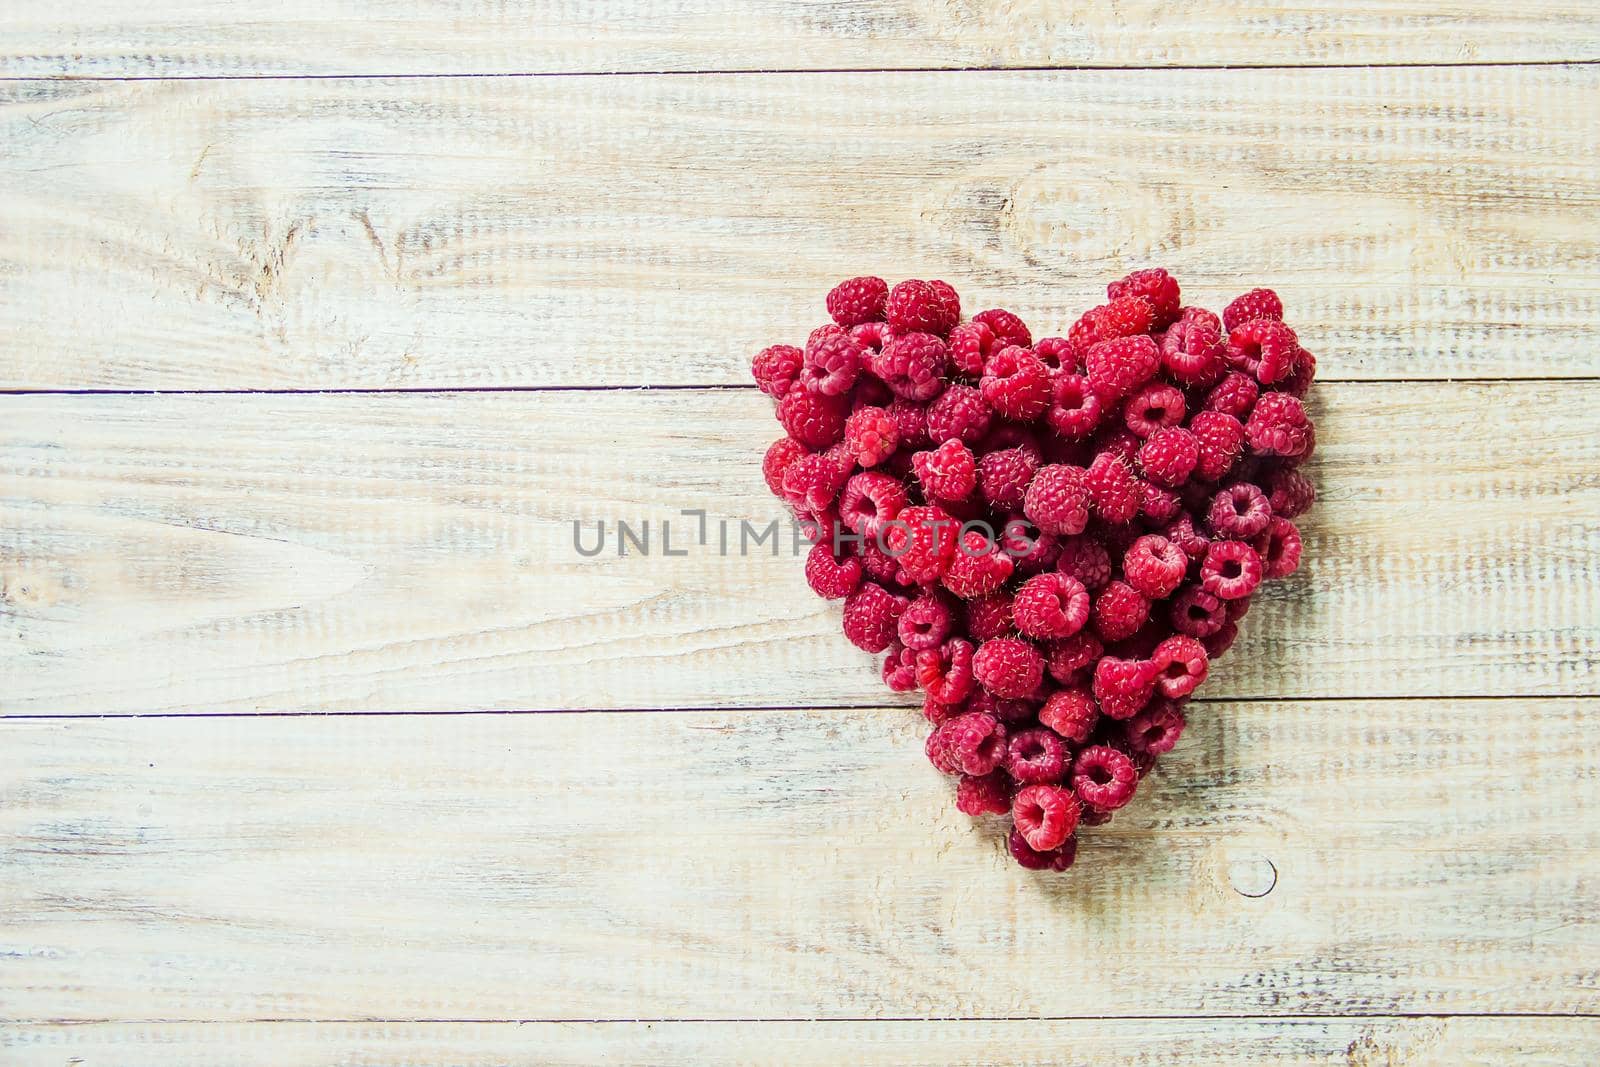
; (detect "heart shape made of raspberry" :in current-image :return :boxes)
[754,270,1315,872]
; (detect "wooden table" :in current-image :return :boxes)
[3,4,1598,1063]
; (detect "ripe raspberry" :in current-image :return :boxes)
[885,397,930,451]
[781,449,850,512]
[917,637,977,705]
[980,345,1052,421]
[842,582,905,652]
[826,275,888,328]
[967,688,1034,724]
[973,308,1033,348]
[1169,584,1227,639]
[1123,534,1187,600]
[1085,335,1160,400]
[1000,519,1058,575]
[1202,620,1239,659]
[1222,287,1285,332]
[1046,373,1103,439]
[842,406,899,468]
[923,690,961,726]
[1084,452,1142,524]
[1137,426,1199,487]
[1203,371,1260,421]
[804,539,863,600]
[1124,699,1186,758]
[1012,572,1091,640]
[762,437,807,498]
[947,321,999,378]
[1045,631,1104,685]
[1092,655,1157,720]
[1094,427,1141,466]
[1033,336,1074,370]
[752,344,804,398]
[1091,580,1151,644]
[873,331,948,402]
[1099,295,1155,339]
[1227,319,1299,384]
[1005,728,1067,785]
[1012,783,1079,851]
[1039,686,1099,744]
[882,504,959,584]
[1008,825,1078,871]
[886,279,958,336]
[882,641,918,691]
[1276,346,1317,397]
[1022,464,1091,536]
[925,725,960,775]
[1189,410,1246,482]
[1139,483,1181,525]
[839,471,909,537]
[1073,745,1138,811]
[1246,393,1314,459]
[941,528,1016,599]
[933,711,1006,776]
[1160,512,1211,560]
[776,387,848,449]
[849,320,892,358]
[1265,465,1316,519]
[955,771,1012,817]
[1107,267,1181,331]
[978,446,1040,512]
[1256,516,1304,579]
[800,325,864,396]
[1055,535,1112,591]
[897,592,957,651]
[973,636,1045,699]
[912,439,977,501]
[929,280,961,331]
[1123,382,1186,438]
[1200,540,1263,600]
[1160,307,1225,385]
[1206,482,1271,539]
[924,383,993,445]
[1152,634,1208,698]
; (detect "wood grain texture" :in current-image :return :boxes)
[2,384,1597,714]
[3,66,1598,390]
[5,1,1600,77]
[2,701,1596,1020]
[4,1018,1597,1065]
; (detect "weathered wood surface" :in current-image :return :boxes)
[3,383,1596,715]
[2,66,1598,390]
[1,700,1596,1021]
[5,1,1600,77]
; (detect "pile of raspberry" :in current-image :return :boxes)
[754,270,1315,871]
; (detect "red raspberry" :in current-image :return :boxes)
[925,383,994,445]
[941,528,1016,600]
[842,582,906,652]
[1073,745,1138,811]
[1206,482,1271,539]
[1045,631,1104,685]
[800,325,864,396]
[842,406,899,468]
[1189,410,1246,482]
[851,374,894,409]
[1006,728,1068,785]
[1137,426,1199,486]
[1222,287,1285,332]
[804,539,863,600]
[1046,373,1103,439]
[948,321,999,378]
[917,637,977,705]
[1099,295,1155,339]
[776,387,848,449]
[826,275,888,327]
[872,331,948,402]
[967,689,1034,724]
[980,345,1052,421]
[1065,307,1107,359]
[752,343,803,397]
[884,397,930,451]
[1092,655,1157,720]
[933,711,1006,776]
[1008,825,1078,871]
[1033,336,1074,370]
[762,437,807,498]
[1040,686,1099,744]
[929,280,961,330]
[1085,335,1160,400]
[1160,512,1211,561]
[897,592,957,651]
[1012,572,1091,640]
[1227,319,1300,384]
[1012,783,1080,851]
[973,308,1033,348]
[886,279,958,336]
[1123,534,1187,600]
[1201,540,1263,600]
[882,641,918,691]
[839,471,909,537]
[1107,267,1181,331]
[1202,620,1240,659]
[1226,595,1253,623]
[1022,464,1090,536]
[1152,634,1208,698]
[973,636,1045,699]
[1140,482,1182,525]
[1276,346,1317,397]
[1094,427,1141,466]
[1265,466,1316,519]
[955,771,1012,817]
[925,726,960,775]
[1160,307,1225,385]
[966,592,1014,642]
[1246,393,1314,459]
[1092,580,1150,643]
[1256,516,1304,579]
[1169,584,1227,639]
[849,320,892,359]
[978,446,1040,513]
[923,690,961,725]
[1000,519,1058,575]
[912,439,977,501]
[1125,699,1186,758]
[1203,371,1260,421]
[1084,452,1142,524]
[781,450,850,512]
[1123,382,1185,438]
[1056,535,1112,591]
[882,504,959,584]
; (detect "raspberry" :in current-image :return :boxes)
[882,504,959,584]
[1094,427,1141,466]
[839,471,909,537]
[966,592,1014,642]
[1227,319,1299,384]
[1033,336,1074,370]
[882,641,918,691]
[1022,464,1090,536]
[967,688,1034,724]
[973,308,1033,348]
[1000,519,1058,574]
[1189,410,1246,482]
[885,397,930,451]
[1123,534,1187,600]
[800,325,864,396]
[941,528,1016,600]
[1123,382,1186,438]
[1085,335,1160,400]
[1151,634,1208,698]
[1160,512,1211,560]
[933,711,1006,775]
[752,344,803,398]
[955,771,1012,817]
[1169,584,1227,639]
[1073,745,1138,811]
[776,387,848,449]
[898,592,957,651]
[1222,287,1285,332]
[1137,426,1199,487]
[1246,393,1314,459]
[1202,620,1240,659]
[1046,373,1103,439]
[849,320,893,358]
[1265,465,1316,519]
[1084,452,1142,524]
[1008,825,1078,871]
[978,446,1040,512]
[804,539,863,599]
[1200,540,1263,600]
[947,321,999,378]
[1256,516,1304,579]
[1099,295,1155,339]
[925,726,960,775]
[762,437,807,498]
[1045,631,1104,684]
[1012,783,1080,851]
[1055,535,1112,591]
[1140,483,1182,525]
[917,637,977,705]
[923,691,961,726]
[925,383,994,445]
[781,450,850,512]
[1012,572,1091,640]
[929,280,961,331]
[827,276,888,328]
[842,406,899,468]
[980,346,1052,421]
[1092,580,1150,643]
[1124,699,1186,757]
[887,279,958,336]
[973,636,1045,699]
[1276,346,1317,397]
[1005,728,1067,785]
[1092,655,1157,720]
[842,582,906,652]
[1203,371,1260,421]
[1039,686,1099,744]
[873,331,948,402]
[1160,307,1225,385]
[1108,268,1181,331]
[1206,482,1272,539]
[912,439,977,501]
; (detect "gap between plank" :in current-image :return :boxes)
[9,1011,1599,1025]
